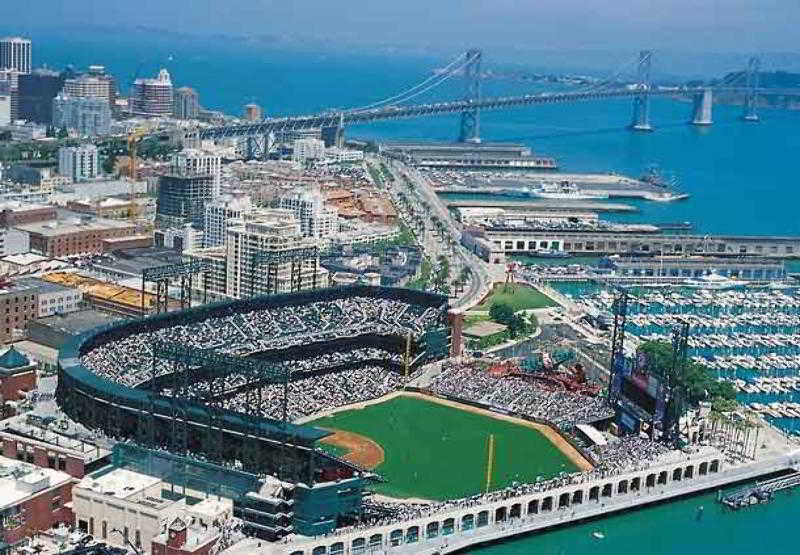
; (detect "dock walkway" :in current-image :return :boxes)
[720,471,800,509]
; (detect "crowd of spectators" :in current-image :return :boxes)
[82,297,440,389]
[428,364,613,429]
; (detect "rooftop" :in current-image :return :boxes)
[77,467,161,500]
[14,217,134,237]
[32,308,121,336]
[2,253,50,267]
[0,455,71,510]
[0,346,31,370]
[0,415,110,463]
[14,277,76,295]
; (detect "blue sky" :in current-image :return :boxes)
[2,0,797,53]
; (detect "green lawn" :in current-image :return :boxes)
[310,396,576,500]
[474,283,557,312]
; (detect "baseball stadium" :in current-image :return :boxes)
[56,283,744,554]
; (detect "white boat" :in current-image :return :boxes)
[532,181,609,201]
[592,531,605,539]
[767,281,796,290]
[685,272,746,290]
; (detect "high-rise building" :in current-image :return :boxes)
[0,37,32,75]
[172,149,222,196]
[131,69,173,116]
[0,93,10,126]
[244,103,262,121]
[86,65,116,106]
[18,68,65,124]
[63,74,112,104]
[292,138,326,163]
[188,210,325,299]
[0,69,19,121]
[277,185,338,239]
[58,144,99,182]
[156,152,219,229]
[204,191,254,247]
[173,87,199,120]
[52,94,112,137]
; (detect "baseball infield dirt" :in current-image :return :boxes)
[320,428,385,469]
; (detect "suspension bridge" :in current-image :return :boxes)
[183,49,796,158]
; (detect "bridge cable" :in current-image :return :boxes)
[347,52,469,112]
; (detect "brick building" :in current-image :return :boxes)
[0,346,36,410]
[0,455,74,548]
[0,414,110,479]
[0,202,56,227]
[151,517,219,555]
[15,218,136,258]
[0,280,38,345]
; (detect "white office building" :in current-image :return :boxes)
[52,94,112,137]
[0,37,32,75]
[292,138,326,163]
[188,210,327,299]
[16,278,83,317]
[58,144,99,182]
[172,148,222,196]
[277,185,338,239]
[203,191,254,247]
[0,93,9,126]
[224,211,325,298]
[72,467,232,553]
[325,146,365,163]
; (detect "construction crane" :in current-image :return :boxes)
[127,128,147,225]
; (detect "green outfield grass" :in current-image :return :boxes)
[474,283,557,312]
[310,396,577,500]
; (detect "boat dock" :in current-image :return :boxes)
[443,199,639,212]
[720,472,800,509]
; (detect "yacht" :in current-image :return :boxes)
[685,271,746,290]
[532,181,609,200]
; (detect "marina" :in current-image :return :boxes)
[568,286,800,434]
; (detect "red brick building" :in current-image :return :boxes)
[0,203,57,227]
[0,456,74,548]
[15,218,136,258]
[0,346,36,414]
[0,413,110,479]
[0,280,38,345]
[151,518,219,555]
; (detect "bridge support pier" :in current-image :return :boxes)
[630,50,653,132]
[459,49,482,143]
[691,88,713,126]
[742,56,760,122]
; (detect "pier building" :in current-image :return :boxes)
[381,142,557,169]
[462,226,800,264]
[599,256,786,281]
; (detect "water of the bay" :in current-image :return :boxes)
[30,31,800,553]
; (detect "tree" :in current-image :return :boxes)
[489,301,515,326]
[57,126,68,139]
[637,340,736,405]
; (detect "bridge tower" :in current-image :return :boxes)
[630,50,653,131]
[459,49,482,143]
[743,56,760,122]
[691,88,713,126]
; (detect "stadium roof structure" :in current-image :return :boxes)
[58,284,449,450]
